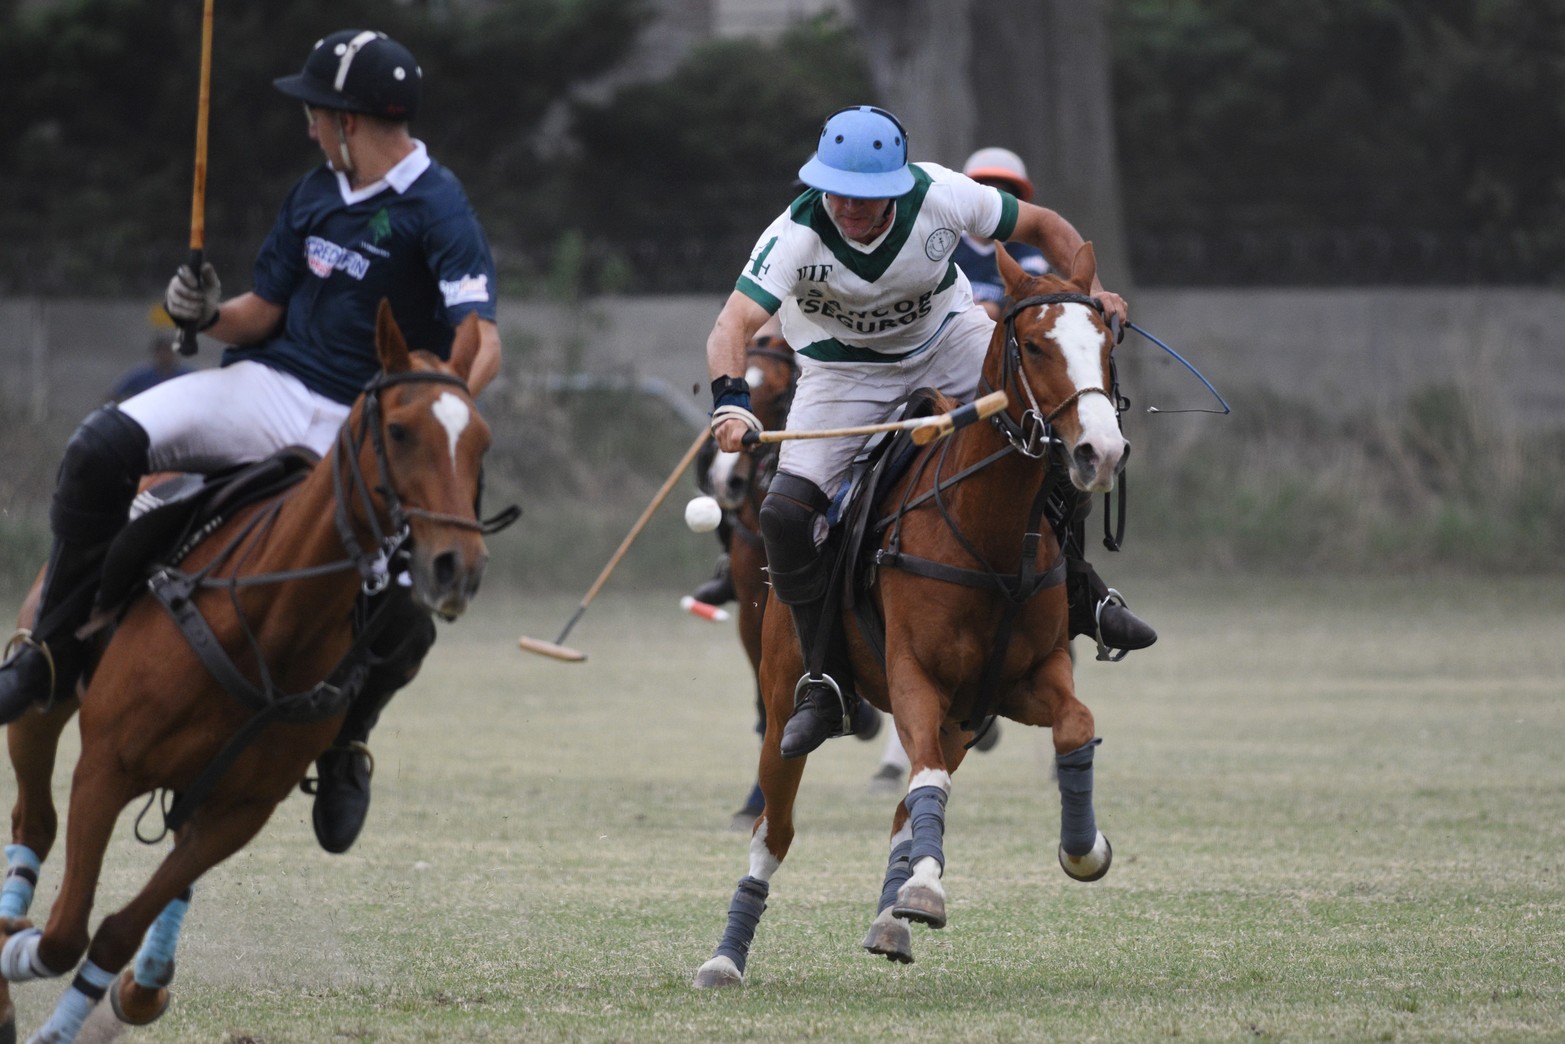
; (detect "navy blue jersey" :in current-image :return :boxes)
[224,142,497,404]
[950,235,1049,306]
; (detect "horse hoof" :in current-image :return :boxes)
[692,955,743,989]
[109,969,171,1026]
[892,884,947,929]
[0,1001,14,1044]
[1059,831,1113,882]
[862,910,914,964]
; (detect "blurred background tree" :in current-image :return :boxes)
[0,0,1559,295]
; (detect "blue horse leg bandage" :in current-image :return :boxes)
[713,875,770,973]
[905,785,949,872]
[1056,738,1102,857]
[876,838,914,914]
[134,887,193,988]
[0,843,41,920]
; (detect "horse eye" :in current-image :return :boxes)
[387,423,409,443]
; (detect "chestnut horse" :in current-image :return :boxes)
[694,242,1124,985]
[0,304,499,1042]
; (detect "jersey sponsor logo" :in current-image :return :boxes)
[748,237,778,278]
[925,227,957,262]
[440,273,491,306]
[305,236,371,280]
[796,263,833,282]
[796,287,934,333]
[367,208,393,245]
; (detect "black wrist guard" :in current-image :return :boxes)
[711,375,752,410]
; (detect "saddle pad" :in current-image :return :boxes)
[94,447,320,617]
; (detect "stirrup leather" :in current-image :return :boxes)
[793,672,851,734]
[299,740,375,795]
[3,629,56,699]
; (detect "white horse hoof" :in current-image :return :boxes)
[1059,830,1112,881]
[692,955,743,989]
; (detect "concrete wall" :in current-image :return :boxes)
[499,287,1565,435]
[3,288,1562,461]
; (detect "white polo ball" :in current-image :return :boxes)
[684,495,723,533]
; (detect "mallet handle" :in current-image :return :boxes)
[572,427,711,618]
[177,0,215,357]
[742,390,1009,447]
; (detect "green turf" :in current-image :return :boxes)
[6,573,1563,1042]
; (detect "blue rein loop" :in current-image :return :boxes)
[1126,321,1232,415]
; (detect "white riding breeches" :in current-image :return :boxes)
[118,361,352,475]
[778,304,996,496]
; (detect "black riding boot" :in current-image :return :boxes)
[310,585,435,854]
[759,476,878,759]
[1057,488,1157,658]
[691,549,735,606]
[0,407,147,723]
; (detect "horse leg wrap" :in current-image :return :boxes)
[906,786,949,874]
[133,887,192,989]
[35,958,114,1042]
[876,838,915,915]
[712,875,770,974]
[1056,738,1103,857]
[0,844,41,920]
[0,926,61,981]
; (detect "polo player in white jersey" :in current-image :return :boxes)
[706,106,1156,759]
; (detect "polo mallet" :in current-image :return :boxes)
[176,0,216,357]
[518,427,712,662]
[741,389,1008,447]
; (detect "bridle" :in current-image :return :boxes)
[334,368,520,593]
[985,292,1120,459]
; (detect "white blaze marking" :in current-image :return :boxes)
[431,391,471,465]
[1048,305,1121,444]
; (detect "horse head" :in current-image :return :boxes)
[994,242,1127,493]
[346,302,496,620]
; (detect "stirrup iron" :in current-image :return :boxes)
[3,629,56,699]
[793,671,850,734]
[1093,589,1130,663]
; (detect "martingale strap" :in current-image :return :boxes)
[152,571,404,836]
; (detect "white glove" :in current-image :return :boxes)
[164,262,221,329]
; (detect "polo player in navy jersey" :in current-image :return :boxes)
[0,29,502,856]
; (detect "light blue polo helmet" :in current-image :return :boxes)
[797,106,914,199]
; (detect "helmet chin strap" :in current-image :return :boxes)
[335,112,356,179]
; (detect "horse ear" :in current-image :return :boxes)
[1066,241,1098,293]
[376,300,412,374]
[996,242,1027,296]
[447,313,481,384]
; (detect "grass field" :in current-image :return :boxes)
[4,572,1563,1042]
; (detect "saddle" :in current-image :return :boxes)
[91,446,320,627]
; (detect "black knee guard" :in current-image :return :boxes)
[339,586,436,742]
[50,406,149,544]
[757,473,829,606]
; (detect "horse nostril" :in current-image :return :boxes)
[432,550,458,589]
[1073,443,1099,473]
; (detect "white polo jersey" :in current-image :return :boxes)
[735,163,1020,363]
